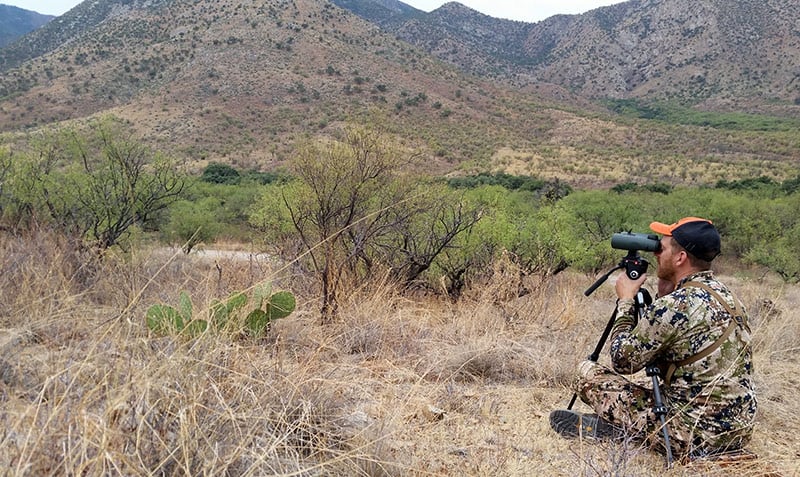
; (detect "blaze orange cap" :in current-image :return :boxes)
[649,216,711,236]
[649,217,721,261]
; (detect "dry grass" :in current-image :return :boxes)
[1,230,798,476]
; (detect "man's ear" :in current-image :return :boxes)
[675,249,690,267]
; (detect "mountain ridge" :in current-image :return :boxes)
[1,0,799,188]
[2,0,539,175]
[0,4,55,48]
[372,0,800,109]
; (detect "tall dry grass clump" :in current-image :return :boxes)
[1,230,798,476]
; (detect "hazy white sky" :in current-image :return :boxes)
[404,1,627,22]
[4,0,627,22]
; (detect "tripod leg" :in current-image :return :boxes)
[566,393,578,410]
[567,306,619,410]
[646,365,674,468]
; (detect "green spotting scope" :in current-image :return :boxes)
[611,232,661,253]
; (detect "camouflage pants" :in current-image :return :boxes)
[577,362,654,431]
[576,362,689,456]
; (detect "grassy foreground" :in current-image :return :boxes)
[0,230,797,476]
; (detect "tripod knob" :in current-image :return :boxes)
[645,365,662,377]
[636,288,653,308]
[624,255,649,279]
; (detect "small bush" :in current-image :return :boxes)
[201,162,241,184]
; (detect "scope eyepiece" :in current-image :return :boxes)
[611,232,661,253]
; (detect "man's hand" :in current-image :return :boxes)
[615,272,647,301]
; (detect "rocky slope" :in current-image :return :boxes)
[372,0,800,109]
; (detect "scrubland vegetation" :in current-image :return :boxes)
[1,119,800,475]
[1,228,797,476]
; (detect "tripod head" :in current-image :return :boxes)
[584,231,660,296]
[612,231,659,280]
[583,251,651,297]
[620,250,649,280]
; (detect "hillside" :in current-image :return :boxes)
[362,0,800,111]
[1,0,799,187]
[526,0,800,109]
[0,4,54,48]
[1,0,520,174]
[378,2,535,81]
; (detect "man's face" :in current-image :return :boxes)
[654,235,677,281]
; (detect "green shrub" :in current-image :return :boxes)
[200,162,241,184]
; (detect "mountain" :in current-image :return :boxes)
[378,3,536,81]
[0,4,55,48]
[1,0,799,188]
[375,0,800,109]
[1,0,551,177]
[0,0,132,71]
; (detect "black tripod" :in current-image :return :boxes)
[567,253,674,468]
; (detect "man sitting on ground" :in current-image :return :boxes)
[550,217,757,460]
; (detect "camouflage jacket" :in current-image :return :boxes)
[609,271,757,455]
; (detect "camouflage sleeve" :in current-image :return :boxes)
[609,296,678,375]
[610,299,637,339]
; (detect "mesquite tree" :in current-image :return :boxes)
[258,126,484,321]
[3,118,184,250]
[283,126,402,320]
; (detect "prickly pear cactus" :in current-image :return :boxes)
[145,303,184,334]
[211,292,248,329]
[245,289,296,337]
[146,285,295,339]
[146,291,208,337]
[267,291,296,320]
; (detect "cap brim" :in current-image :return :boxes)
[649,221,673,235]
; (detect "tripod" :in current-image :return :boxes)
[566,254,674,468]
